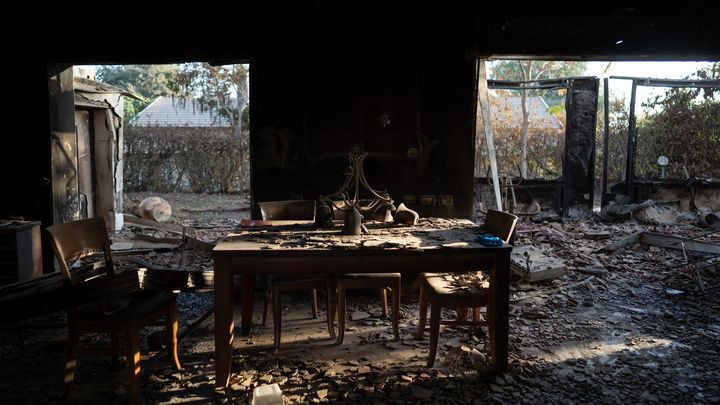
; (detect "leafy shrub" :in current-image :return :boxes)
[124,125,247,193]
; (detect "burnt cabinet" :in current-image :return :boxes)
[0,221,42,285]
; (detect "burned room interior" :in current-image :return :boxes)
[1,5,719,404]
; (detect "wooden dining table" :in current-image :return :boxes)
[212,218,512,387]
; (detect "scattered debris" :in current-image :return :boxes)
[2,217,719,404]
[511,246,568,282]
[583,231,612,240]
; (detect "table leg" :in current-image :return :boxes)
[214,257,233,388]
[489,250,510,372]
[240,274,255,335]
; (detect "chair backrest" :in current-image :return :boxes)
[483,210,519,243]
[258,200,316,221]
[46,217,114,282]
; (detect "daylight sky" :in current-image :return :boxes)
[486,60,716,114]
[587,61,714,103]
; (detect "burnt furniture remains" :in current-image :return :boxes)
[0,220,42,286]
[212,218,512,387]
[46,218,181,403]
[258,200,337,349]
[416,210,518,367]
[335,271,401,344]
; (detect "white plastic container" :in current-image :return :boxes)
[251,383,283,405]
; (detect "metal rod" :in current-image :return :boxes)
[681,242,705,293]
[609,76,720,88]
[625,79,638,201]
[601,78,610,205]
[488,76,595,89]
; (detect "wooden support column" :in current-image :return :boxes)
[625,79,638,202]
[562,78,599,216]
[601,78,610,206]
[477,60,502,211]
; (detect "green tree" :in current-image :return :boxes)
[177,63,251,187]
[96,64,184,122]
[636,62,720,179]
[490,60,587,177]
[177,63,249,136]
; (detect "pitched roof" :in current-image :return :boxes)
[489,96,564,130]
[130,96,233,127]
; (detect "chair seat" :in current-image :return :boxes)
[337,272,401,280]
[420,273,488,306]
[76,290,176,323]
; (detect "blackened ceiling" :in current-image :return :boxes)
[6,4,720,65]
[1,4,718,221]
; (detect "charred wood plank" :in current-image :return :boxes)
[639,232,720,255]
[595,233,642,254]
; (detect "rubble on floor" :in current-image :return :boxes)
[1,217,719,404]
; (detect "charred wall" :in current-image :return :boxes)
[562,78,600,214]
[1,6,718,226]
[250,48,478,219]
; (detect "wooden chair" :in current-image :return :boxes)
[46,218,181,403]
[335,272,401,344]
[258,200,336,349]
[415,210,518,367]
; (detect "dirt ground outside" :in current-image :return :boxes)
[125,192,251,224]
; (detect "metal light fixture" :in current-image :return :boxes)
[320,145,395,224]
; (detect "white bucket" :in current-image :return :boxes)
[251,383,283,405]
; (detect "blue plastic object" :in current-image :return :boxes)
[475,234,503,247]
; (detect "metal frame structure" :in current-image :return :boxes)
[606,76,720,203]
[482,76,599,216]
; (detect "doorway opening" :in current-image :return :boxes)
[51,63,252,229]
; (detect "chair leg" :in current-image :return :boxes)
[416,285,427,339]
[125,326,142,403]
[456,307,468,322]
[325,278,336,339]
[272,285,282,350]
[391,279,401,340]
[63,315,79,399]
[337,284,347,344]
[311,289,318,319]
[166,299,182,370]
[379,288,388,318]
[326,277,336,340]
[262,288,270,326]
[427,303,442,368]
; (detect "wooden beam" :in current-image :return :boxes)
[595,232,642,253]
[123,214,185,233]
[596,232,720,256]
[601,77,610,204]
[625,79,638,200]
[477,60,502,210]
[639,232,720,255]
